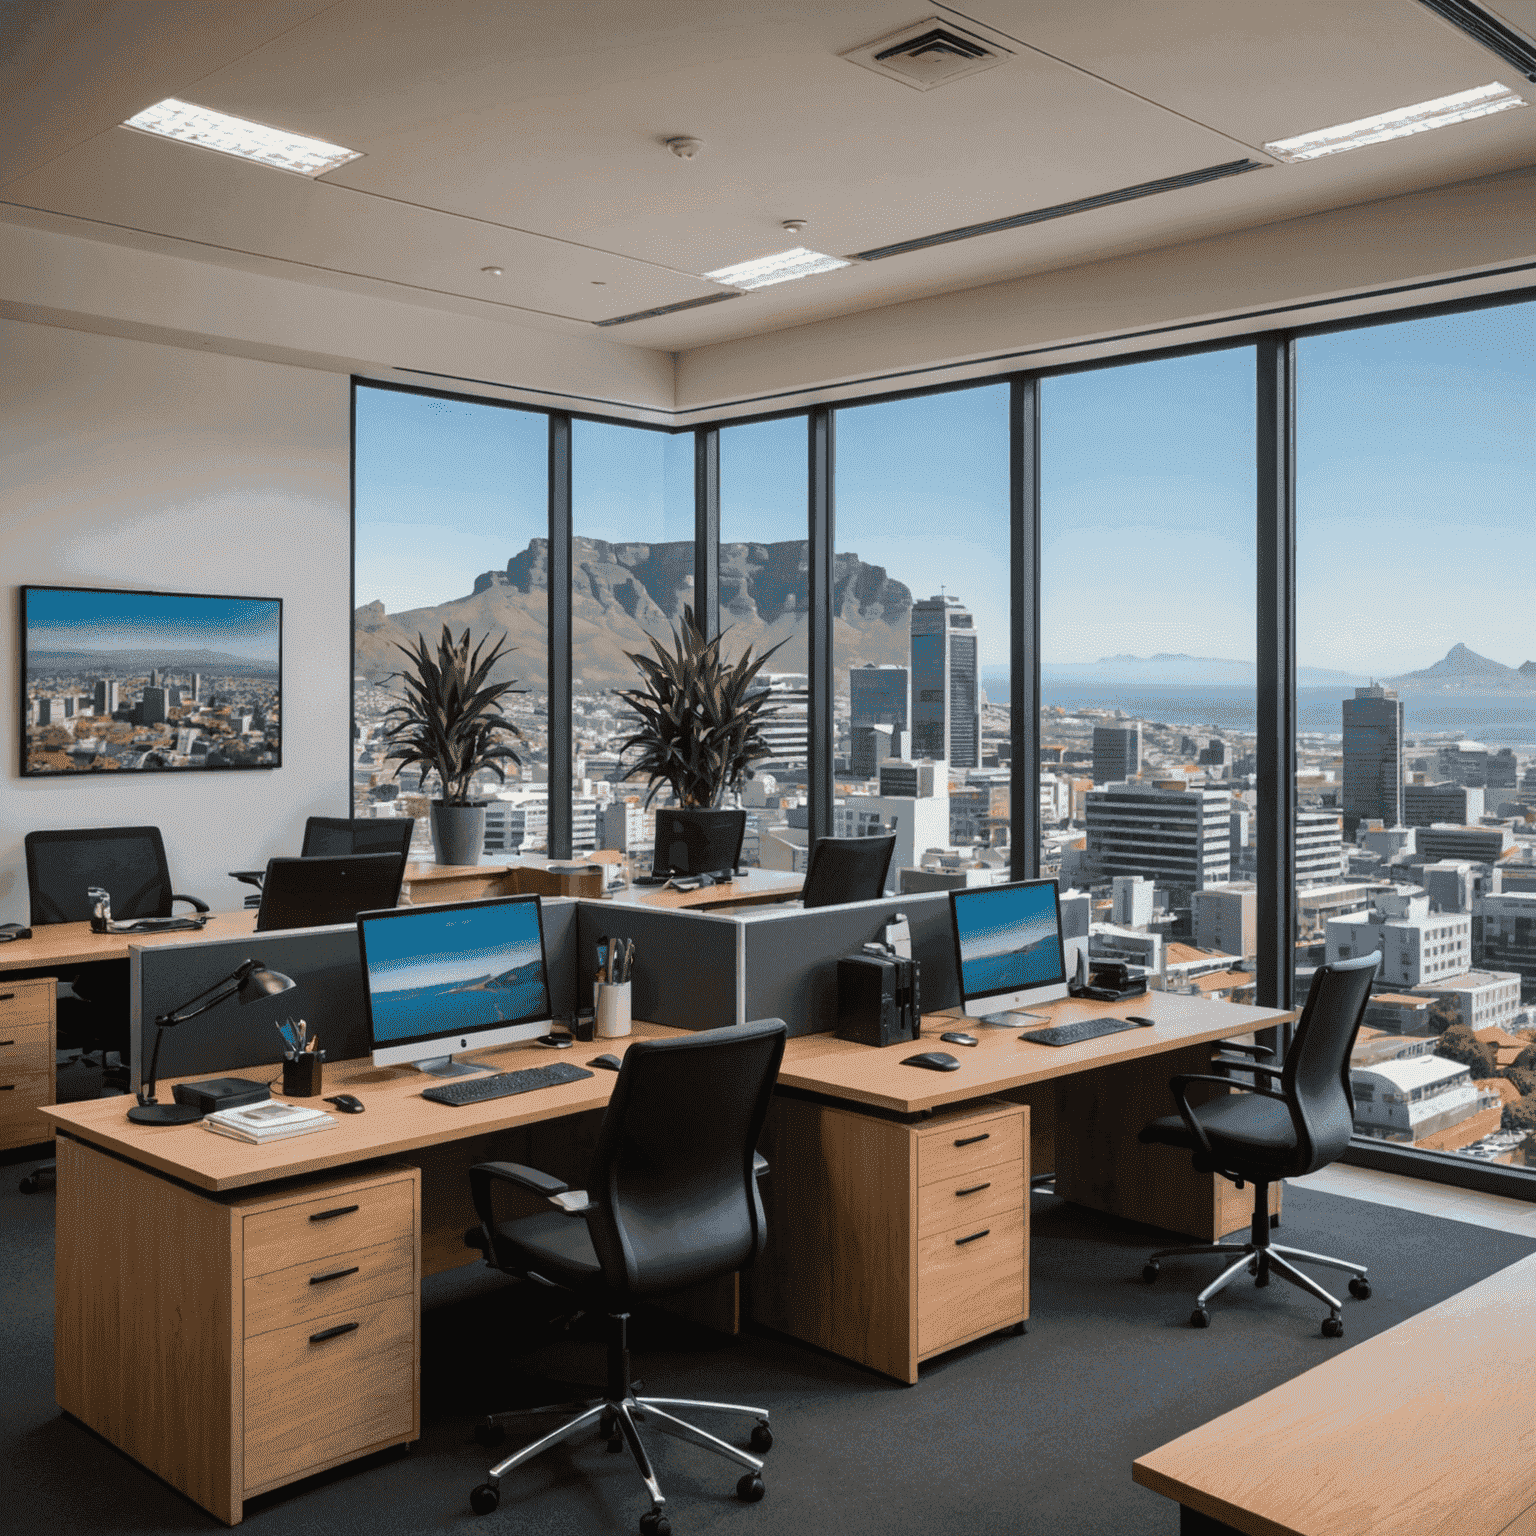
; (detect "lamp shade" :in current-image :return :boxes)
[238,965,295,1004]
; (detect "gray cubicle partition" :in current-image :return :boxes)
[131,898,582,1088]
[573,903,742,1031]
[738,890,960,1038]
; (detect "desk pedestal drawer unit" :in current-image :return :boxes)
[53,1138,420,1525]
[0,977,55,1151]
[754,1097,1027,1384]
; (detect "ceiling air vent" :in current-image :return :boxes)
[853,159,1266,262]
[842,16,1008,91]
[595,292,742,328]
[1415,0,1536,80]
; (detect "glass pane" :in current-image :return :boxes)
[353,386,548,859]
[833,385,1010,891]
[719,416,809,870]
[1298,301,1536,1170]
[1041,349,1257,1001]
[572,420,692,861]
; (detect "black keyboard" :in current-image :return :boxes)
[1019,1016,1139,1048]
[420,1061,593,1106]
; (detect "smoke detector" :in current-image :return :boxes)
[841,16,1009,91]
[666,136,704,159]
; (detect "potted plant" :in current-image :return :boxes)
[381,625,523,867]
[616,605,784,808]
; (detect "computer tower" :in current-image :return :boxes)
[836,950,922,1046]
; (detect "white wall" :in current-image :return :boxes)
[0,318,351,925]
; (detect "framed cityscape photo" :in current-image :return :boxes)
[19,585,282,777]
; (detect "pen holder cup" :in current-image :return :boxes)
[594,982,632,1039]
[282,1052,325,1098]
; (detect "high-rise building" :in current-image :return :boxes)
[1342,684,1403,830]
[849,664,909,731]
[1084,783,1231,892]
[1295,810,1345,887]
[910,595,978,769]
[1092,724,1141,785]
[93,678,118,716]
[1192,883,1257,959]
[1404,781,1484,827]
[190,673,202,702]
[141,686,167,725]
[850,723,908,779]
[752,673,808,766]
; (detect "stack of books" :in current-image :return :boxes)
[203,1099,336,1144]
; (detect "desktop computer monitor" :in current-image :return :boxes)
[651,807,746,879]
[358,895,553,1076]
[949,878,1069,1020]
[255,852,406,932]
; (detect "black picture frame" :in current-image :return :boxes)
[19,584,283,778]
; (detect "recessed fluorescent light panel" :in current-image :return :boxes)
[123,98,362,177]
[1264,81,1525,162]
[703,247,852,291]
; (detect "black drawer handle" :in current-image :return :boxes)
[0,1084,16,1092]
[308,1321,360,1344]
[955,1229,991,1247]
[308,1204,360,1223]
[309,1266,360,1286]
[0,1041,13,1048]
[954,1133,990,1148]
[0,993,14,1003]
[955,1182,992,1197]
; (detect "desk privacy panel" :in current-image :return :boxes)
[739,891,960,1039]
[573,903,742,1031]
[130,898,583,1087]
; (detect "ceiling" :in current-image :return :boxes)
[3,0,1534,353]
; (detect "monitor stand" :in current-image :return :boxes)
[411,1055,497,1079]
[980,1010,1050,1027]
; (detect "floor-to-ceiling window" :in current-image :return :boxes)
[832,385,1010,889]
[1041,349,1257,997]
[570,420,692,859]
[1297,299,1536,1166]
[352,384,548,857]
[719,415,808,870]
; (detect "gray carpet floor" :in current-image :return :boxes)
[2,1148,1531,1536]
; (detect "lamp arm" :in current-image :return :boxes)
[139,960,262,1105]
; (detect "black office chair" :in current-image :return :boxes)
[230,816,415,906]
[1138,952,1380,1337]
[799,833,897,908]
[20,826,210,1193]
[463,1019,788,1535]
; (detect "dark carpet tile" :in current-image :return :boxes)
[2,1154,1531,1536]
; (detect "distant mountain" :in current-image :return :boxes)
[26,647,276,675]
[1042,654,1253,685]
[1384,643,1536,694]
[354,538,913,692]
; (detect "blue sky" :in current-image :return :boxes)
[355,298,1532,675]
[25,587,280,661]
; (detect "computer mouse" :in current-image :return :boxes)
[589,1054,623,1071]
[536,1032,573,1048]
[940,1031,978,1047]
[902,1051,961,1072]
[1126,1015,1158,1028]
[325,1094,365,1114]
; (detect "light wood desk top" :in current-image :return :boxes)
[1133,1251,1536,1536]
[40,1024,685,1194]
[0,910,259,972]
[778,993,1294,1116]
[603,868,804,911]
[405,859,802,911]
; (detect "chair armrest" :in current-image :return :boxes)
[1168,1073,1292,1161]
[229,870,266,890]
[172,893,211,913]
[1214,1055,1284,1082]
[469,1161,576,1259]
[754,1152,769,1180]
[1214,1041,1273,1060]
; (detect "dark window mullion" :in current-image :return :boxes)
[694,427,720,638]
[1010,376,1041,882]
[547,412,573,860]
[808,408,834,850]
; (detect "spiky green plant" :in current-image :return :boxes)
[615,606,785,808]
[380,626,523,805]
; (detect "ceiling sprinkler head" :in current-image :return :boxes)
[481,265,504,276]
[781,218,808,232]
[666,136,704,159]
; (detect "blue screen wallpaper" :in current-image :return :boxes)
[955,884,1063,998]
[363,901,549,1043]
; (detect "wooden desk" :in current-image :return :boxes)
[41,1027,683,1525]
[0,910,259,972]
[402,860,801,911]
[603,868,804,911]
[1133,1251,1536,1536]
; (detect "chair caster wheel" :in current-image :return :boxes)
[470,1482,500,1515]
[19,1172,46,1194]
[750,1423,773,1453]
[1142,1263,1159,1283]
[473,1420,505,1448]
[640,1510,671,1536]
[1322,1315,1344,1338]
[1190,1307,1210,1329]
[737,1474,766,1503]
[1349,1278,1371,1300]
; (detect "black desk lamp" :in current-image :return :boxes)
[128,959,296,1125]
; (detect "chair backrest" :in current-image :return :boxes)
[1281,952,1380,1173]
[800,834,897,909]
[25,826,174,926]
[583,1019,787,1299]
[300,816,416,860]
[255,852,407,932]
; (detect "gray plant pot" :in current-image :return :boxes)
[429,802,487,867]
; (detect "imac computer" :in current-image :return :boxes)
[650,807,746,881]
[358,895,553,1076]
[949,878,1069,1023]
